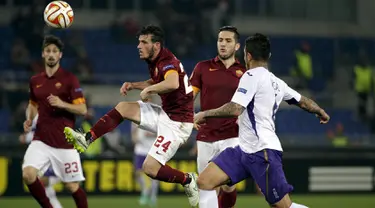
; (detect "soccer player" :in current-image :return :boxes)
[22,35,88,208]
[194,33,330,208]
[63,25,199,207]
[189,26,246,208]
[20,114,63,208]
[132,122,159,207]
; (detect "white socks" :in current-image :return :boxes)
[290,202,309,208]
[199,190,219,208]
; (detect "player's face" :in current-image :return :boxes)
[42,44,62,68]
[138,34,158,60]
[217,31,239,60]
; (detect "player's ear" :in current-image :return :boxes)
[59,52,63,59]
[155,42,161,49]
[235,42,240,51]
[246,52,252,61]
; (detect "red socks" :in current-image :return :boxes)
[155,165,191,185]
[218,188,237,208]
[72,187,88,208]
[89,108,123,141]
[27,178,53,208]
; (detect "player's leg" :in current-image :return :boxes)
[22,141,53,208]
[196,141,219,208]
[41,168,63,208]
[50,148,88,208]
[141,107,199,207]
[149,179,159,207]
[217,138,240,208]
[246,149,308,208]
[64,101,141,152]
[197,146,249,191]
[134,154,149,205]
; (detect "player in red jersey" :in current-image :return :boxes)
[190,26,246,208]
[64,25,199,207]
[22,35,88,208]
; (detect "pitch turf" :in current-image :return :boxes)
[1,194,374,207]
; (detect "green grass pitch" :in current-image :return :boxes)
[1,194,374,208]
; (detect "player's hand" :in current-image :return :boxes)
[317,110,330,124]
[120,82,133,96]
[194,112,206,127]
[47,94,65,108]
[23,120,32,132]
[19,134,26,144]
[140,88,152,102]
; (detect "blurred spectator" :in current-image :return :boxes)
[290,41,313,90]
[211,0,230,35]
[29,59,45,74]
[10,38,31,70]
[10,100,28,133]
[72,51,94,84]
[64,31,86,58]
[110,14,140,43]
[352,52,372,122]
[327,123,348,147]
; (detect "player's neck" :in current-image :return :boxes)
[45,64,60,77]
[149,48,162,62]
[249,61,268,70]
[219,56,236,69]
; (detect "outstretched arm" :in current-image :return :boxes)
[295,95,330,124]
[204,101,245,118]
[194,101,244,125]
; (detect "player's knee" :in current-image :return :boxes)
[142,159,159,178]
[22,166,38,184]
[40,176,49,186]
[65,182,80,193]
[221,184,236,193]
[197,175,215,190]
[115,102,131,116]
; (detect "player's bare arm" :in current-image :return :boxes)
[144,70,179,94]
[131,79,155,90]
[120,79,155,96]
[47,94,87,115]
[24,102,38,132]
[194,101,244,125]
[296,95,330,124]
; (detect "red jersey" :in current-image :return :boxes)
[29,68,86,149]
[147,48,194,123]
[190,57,246,142]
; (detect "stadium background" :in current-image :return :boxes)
[1,0,375,207]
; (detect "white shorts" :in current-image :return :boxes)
[138,101,193,165]
[22,141,85,182]
[197,137,239,173]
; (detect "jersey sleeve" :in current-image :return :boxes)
[29,80,37,106]
[159,62,179,79]
[231,72,259,107]
[70,75,86,104]
[282,81,301,104]
[189,62,203,91]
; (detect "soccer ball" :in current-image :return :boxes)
[44,1,74,28]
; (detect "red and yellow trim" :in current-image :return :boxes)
[192,86,200,94]
[72,97,86,104]
[29,100,37,106]
[164,70,178,79]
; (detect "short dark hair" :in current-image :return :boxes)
[219,26,240,42]
[136,25,164,45]
[42,35,64,51]
[244,33,271,61]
